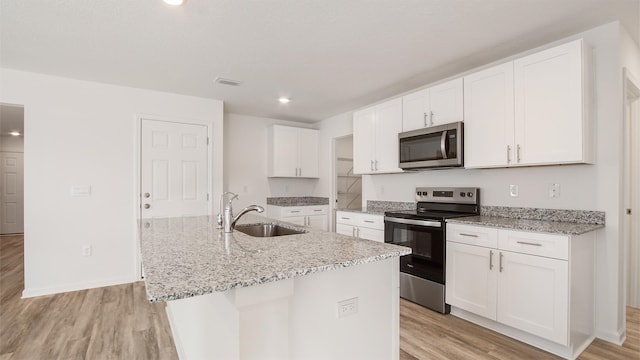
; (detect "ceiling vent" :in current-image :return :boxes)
[214,77,242,86]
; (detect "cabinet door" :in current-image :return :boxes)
[463,62,515,168]
[353,107,376,174]
[374,98,403,173]
[430,78,463,126]
[357,227,385,242]
[336,223,356,237]
[402,88,430,131]
[297,128,319,178]
[307,214,328,231]
[514,39,583,165]
[283,216,306,227]
[446,242,497,319]
[497,251,568,345]
[269,125,299,177]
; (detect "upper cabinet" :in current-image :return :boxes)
[464,39,593,168]
[402,78,464,132]
[268,125,319,178]
[353,98,403,174]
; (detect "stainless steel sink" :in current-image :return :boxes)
[234,223,307,237]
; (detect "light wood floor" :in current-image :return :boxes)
[1,234,638,359]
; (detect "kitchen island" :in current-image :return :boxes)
[139,214,410,360]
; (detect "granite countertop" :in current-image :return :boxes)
[139,214,411,303]
[266,197,329,206]
[447,216,604,235]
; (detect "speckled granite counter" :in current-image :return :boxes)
[447,216,604,235]
[266,196,329,206]
[338,200,415,215]
[139,214,410,303]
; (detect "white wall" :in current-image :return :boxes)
[315,22,636,344]
[0,69,224,297]
[224,113,319,210]
[0,135,24,152]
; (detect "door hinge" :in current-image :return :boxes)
[207,193,210,201]
[627,208,632,215]
[207,137,210,145]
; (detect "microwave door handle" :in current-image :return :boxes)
[440,130,448,159]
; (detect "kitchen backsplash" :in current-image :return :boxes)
[366,200,415,213]
[480,206,605,225]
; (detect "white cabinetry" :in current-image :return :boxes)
[353,98,403,174]
[402,78,463,131]
[446,223,595,359]
[268,125,319,178]
[336,211,385,242]
[464,39,592,168]
[268,205,328,231]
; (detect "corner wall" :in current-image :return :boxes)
[0,69,224,297]
[223,113,318,210]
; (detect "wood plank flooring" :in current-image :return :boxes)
[1,234,638,359]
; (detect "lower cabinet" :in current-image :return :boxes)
[267,205,328,231]
[336,211,384,242]
[446,223,595,359]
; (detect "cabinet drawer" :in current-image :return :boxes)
[358,214,384,230]
[336,211,359,226]
[447,223,498,248]
[279,205,328,217]
[498,230,568,260]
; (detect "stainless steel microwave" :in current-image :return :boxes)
[398,121,463,170]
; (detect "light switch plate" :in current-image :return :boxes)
[71,185,91,197]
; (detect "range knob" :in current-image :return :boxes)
[460,192,466,197]
[467,192,474,197]
[416,191,422,196]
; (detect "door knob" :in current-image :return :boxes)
[144,192,151,198]
[144,204,151,209]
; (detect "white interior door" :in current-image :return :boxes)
[141,119,209,218]
[0,152,24,234]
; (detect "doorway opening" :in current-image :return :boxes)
[0,104,24,236]
[333,135,361,230]
[623,68,640,315]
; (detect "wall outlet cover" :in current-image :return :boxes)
[509,184,519,197]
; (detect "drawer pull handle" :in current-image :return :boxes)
[314,209,322,212]
[499,252,504,272]
[516,241,542,247]
[489,250,494,270]
[363,220,374,223]
[341,217,350,220]
[460,233,478,238]
[290,211,301,213]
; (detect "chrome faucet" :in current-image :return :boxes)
[225,204,265,233]
[217,192,239,229]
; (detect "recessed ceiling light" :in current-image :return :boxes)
[163,0,185,6]
[9,131,20,136]
[278,97,291,104]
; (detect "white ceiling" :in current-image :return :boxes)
[1,0,638,123]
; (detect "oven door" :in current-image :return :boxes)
[384,217,445,284]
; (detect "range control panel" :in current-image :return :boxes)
[415,187,479,204]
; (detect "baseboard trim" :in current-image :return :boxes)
[595,327,626,346]
[21,276,137,298]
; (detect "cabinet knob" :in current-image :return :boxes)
[144,204,151,209]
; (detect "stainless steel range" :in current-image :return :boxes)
[384,187,480,313]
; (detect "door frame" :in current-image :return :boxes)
[134,113,215,279]
[623,67,640,312]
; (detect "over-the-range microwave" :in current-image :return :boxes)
[398,121,464,170]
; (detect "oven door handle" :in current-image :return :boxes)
[384,216,442,228]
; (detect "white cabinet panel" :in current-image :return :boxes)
[336,211,384,242]
[402,78,463,132]
[463,62,515,168]
[446,242,497,319]
[497,250,569,345]
[268,125,319,178]
[268,205,328,231]
[353,98,403,174]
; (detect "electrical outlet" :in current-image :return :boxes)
[549,183,560,198]
[337,297,358,318]
[509,184,519,197]
[82,245,92,257]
